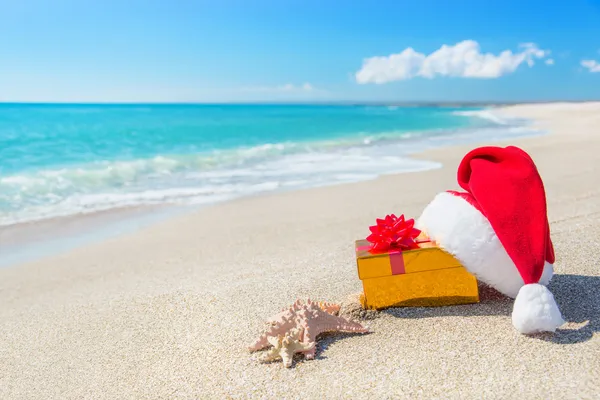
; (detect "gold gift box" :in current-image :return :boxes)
[355,236,479,310]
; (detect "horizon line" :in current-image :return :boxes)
[1,99,600,107]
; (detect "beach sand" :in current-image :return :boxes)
[1,102,599,399]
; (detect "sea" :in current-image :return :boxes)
[0,103,541,228]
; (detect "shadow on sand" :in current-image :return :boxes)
[276,274,598,367]
[378,274,600,344]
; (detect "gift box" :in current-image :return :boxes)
[355,214,479,310]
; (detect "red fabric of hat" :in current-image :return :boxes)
[448,145,555,285]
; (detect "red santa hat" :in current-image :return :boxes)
[416,145,565,334]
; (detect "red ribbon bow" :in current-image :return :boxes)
[366,214,422,252]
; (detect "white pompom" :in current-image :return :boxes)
[512,283,565,334]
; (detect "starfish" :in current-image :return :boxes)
[250,299,340,352]
[249,299,369,364]
[258,328,315,368]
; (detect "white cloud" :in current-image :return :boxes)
[545,58,555,65]
[242,83,317,93]
[355,40,549,84]
[581,59,600,73]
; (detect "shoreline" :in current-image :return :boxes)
[1,102,599,398]
[0,106,545,268]
[0,204,187,268]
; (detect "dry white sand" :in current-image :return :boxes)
[1,103,599,399]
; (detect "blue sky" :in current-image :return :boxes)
[1,0,600,103]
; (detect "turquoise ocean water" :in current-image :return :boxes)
[0,104,538,226]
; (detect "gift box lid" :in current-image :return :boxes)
[355,239,463,280]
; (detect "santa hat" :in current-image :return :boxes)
[416,145,565,334]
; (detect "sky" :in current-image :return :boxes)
[1,0,600,103]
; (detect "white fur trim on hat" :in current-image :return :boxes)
[512,284,565,333]
[416,192,554,298]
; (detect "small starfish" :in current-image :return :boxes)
[249,299,369,363]
[258,328,315,368]
[250,299,341,352]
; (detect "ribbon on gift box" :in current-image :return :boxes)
[357,214,432,275]
[366,214,423,251]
